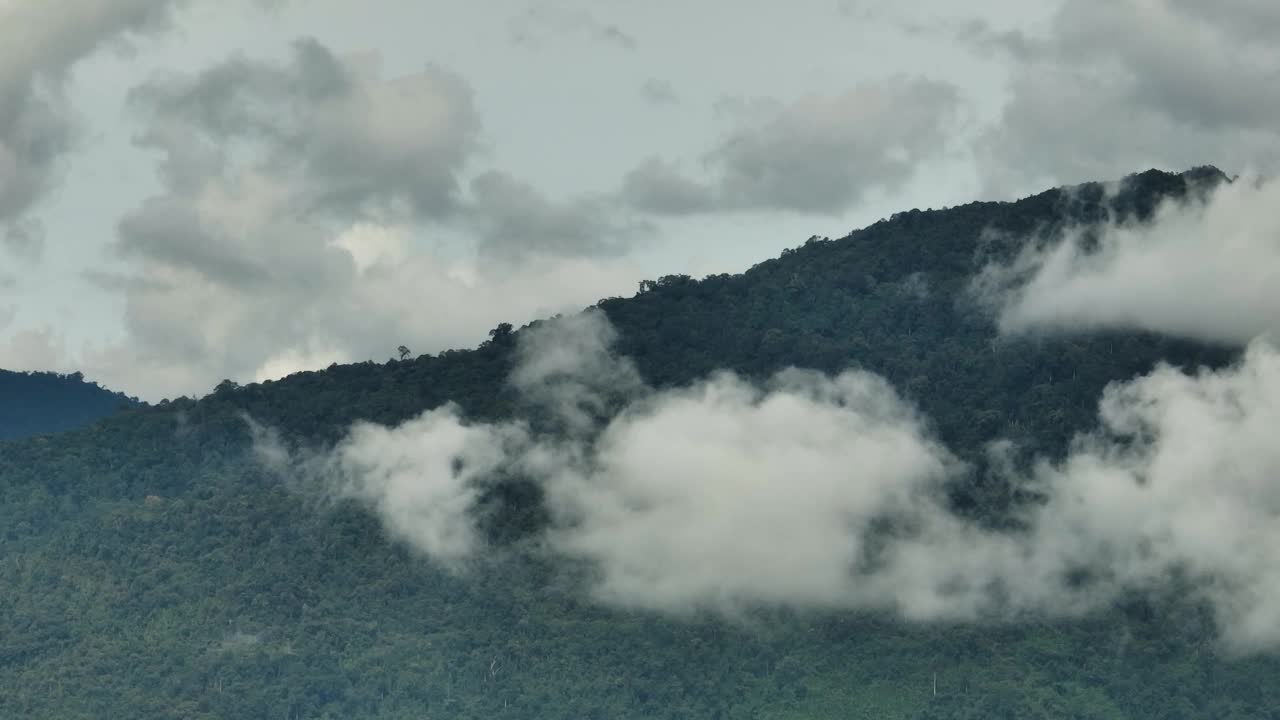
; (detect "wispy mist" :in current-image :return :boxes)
[979,174,1280,345]
[510,311,644,435]
[1022,340,1280,652]
[251,405,528,567]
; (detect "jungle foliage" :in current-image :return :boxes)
[3,167,1266,720]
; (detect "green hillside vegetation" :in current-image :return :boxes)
[3,167,1268,719]
[0,369,139,442]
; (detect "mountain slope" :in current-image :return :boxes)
[1,167,1269,720]
[0,369,140,441]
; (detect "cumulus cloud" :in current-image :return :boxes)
[619,79,962,215]
[981,174,1280,345]
[85,38,647,400]
[128,37,481,220]
[0,0,181,249]
[975,0,1280,193]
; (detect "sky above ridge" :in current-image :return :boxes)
[0,0,1276,400]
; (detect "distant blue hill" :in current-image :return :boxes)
[0,369,140,441]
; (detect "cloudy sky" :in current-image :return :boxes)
[0,0,1275,400]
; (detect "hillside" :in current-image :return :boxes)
[1,166,1269,720]
[0,369,140,442]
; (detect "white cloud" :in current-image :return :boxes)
[0,327,67,372]
[328,407,529,566]
[983,174,1280,345]
[0,0,182,247]
[1019,341,1280,652]
[330,222,410,275]
[127,37,481,221]
[975,0,1280,194]
[253,346,346,384]
[541,367,962,615]
[78,38,648,400]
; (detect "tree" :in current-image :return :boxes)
[487,323,514,345]
[397,345,411,361]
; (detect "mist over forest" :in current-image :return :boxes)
[7,166,1280,718]
[6,1,1280,718]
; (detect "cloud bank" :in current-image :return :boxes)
[540,366,962,615]
[80,39,647,401]
[981,174,1280,345]
[1022,341,1280,652]
[620,78,962,216]
[0,0,182,256]
[973,0,1280,193]
[261,310,1280,652]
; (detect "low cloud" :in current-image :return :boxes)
[251,406,527,567]
[328,408,529,566]
[509,311,644,435]
[541,367,963,615]
[980,174,1280,345]
[1016,341,1280,652]
[260,311,1280,652]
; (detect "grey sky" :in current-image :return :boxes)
[0,0,1272,400]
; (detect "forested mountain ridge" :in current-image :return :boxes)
[2,166,1267,720]
[0,369,140,442]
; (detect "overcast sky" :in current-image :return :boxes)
[0,0,1275,400]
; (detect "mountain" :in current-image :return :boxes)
[2,166,1269,720]
[0,369,140,442]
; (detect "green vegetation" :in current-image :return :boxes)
[3,167,1270,719]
